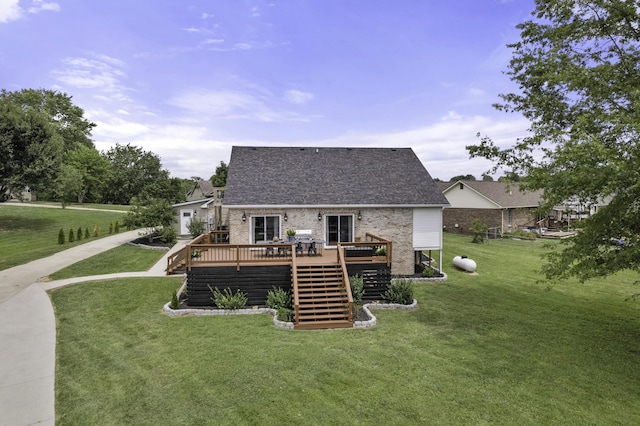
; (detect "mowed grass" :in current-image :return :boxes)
[48,244,167,280]
[50,234,640,425]
[0,204,127,271]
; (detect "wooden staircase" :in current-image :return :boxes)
[294,264,353,330]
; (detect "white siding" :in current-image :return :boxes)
[443,183,499,208]
[413,208,442,250]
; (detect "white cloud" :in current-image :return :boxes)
[168,89,312,123]
[28,0,59,14]
[284,89,314,105]
[53,54,128,99]
[0,0,60,22]
[0,0,21,23]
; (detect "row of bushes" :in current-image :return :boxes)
[57,221,121,245]
[170,278,415,321]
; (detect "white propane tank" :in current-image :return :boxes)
[453,255,477,272]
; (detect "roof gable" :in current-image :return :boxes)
[440,180,543,209]
[224,146,449,207]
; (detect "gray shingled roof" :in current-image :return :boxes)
[439,180,543,208]
[224,146,449,206]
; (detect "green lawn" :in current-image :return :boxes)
[0,204,127,271]
[50,233,640,425]
[48,244,166,280]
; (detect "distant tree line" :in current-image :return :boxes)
[0,88,227,207]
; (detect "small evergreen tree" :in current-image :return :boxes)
[58,228,65,244]
[68,228,75,242]
[85,227,90,239]
[109,222,113,234]
[114,221,120,233]
[93,223,100,237]
[76,227,82,241]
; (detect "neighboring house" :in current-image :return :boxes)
[186,179,217,202]
[174,182,225,236]
[220,146,449,275]
[438,180,544,235]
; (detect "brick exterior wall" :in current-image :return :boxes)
[221,206,426,276]
[443,208,538,235]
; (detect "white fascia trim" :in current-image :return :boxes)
[225,204,450,209]
[172,198,213,208]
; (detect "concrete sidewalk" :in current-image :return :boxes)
[0,231,187,426]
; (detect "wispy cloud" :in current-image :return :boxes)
[284,89,314,105]
[168,88,312,123]
[28,0,59,14]
[0,0,59,23]
[52,54,129,100]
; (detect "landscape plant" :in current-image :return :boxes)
[57,228,65,245]
[470,219,488,244]
[68,228,75,243]
[186,218,206,238]
[76,227,82,241]
[348,275,364,304]
[384,278,414,305]
[209,286,248,309]
[266,287,292,311]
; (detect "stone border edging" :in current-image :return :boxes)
[354,299,418,328]
[162,303,295,330]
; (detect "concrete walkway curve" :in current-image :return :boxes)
[0,230,187,426]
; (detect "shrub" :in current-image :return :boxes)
[169,290,179,310]
[276,307,293,322]
[470,219,488,244]
[109,222,113,234]
[375,246,387,256]
[209,286,248,309]
[58,228,65,245]
[159,226,177,245]
[349,275,364,304]
[84,227,90,239]
[76,227,82,241]
[187,218,206,238]
[93,223,100,237]
[266,287,292,310]
[68,228,75,243]
[422,266,434,277]
[384,278,414,305]
[114,221,120,233]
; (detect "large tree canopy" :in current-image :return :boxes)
[468,0,640,283]
[1,88,95,151]
[0,96,64,196]
[101,143,184,205]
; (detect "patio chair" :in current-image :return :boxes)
[295,241,304,256]
[308,241,317,256]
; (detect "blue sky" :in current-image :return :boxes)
[1,0,534,181]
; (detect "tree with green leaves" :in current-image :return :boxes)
[0,95,65,197]
[468,0,640,283]
[122,197,175,243]
[102,143,172,205]
[210,161,228,187]
[54,164,84,208]
[67,145,110,203]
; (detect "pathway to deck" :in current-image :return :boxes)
[0,230,187,426]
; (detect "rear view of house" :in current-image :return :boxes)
[168,146,448,329]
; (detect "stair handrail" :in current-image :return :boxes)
[337,244,354,322]
[166,246,188,274]
[291,246,300,324]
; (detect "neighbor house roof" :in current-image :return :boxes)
[438,180,543,209]
[224,146,449,207]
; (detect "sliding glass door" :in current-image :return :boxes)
[252,215,280,243]
[325,215,353,246]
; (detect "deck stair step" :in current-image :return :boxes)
[293,264,353,330]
